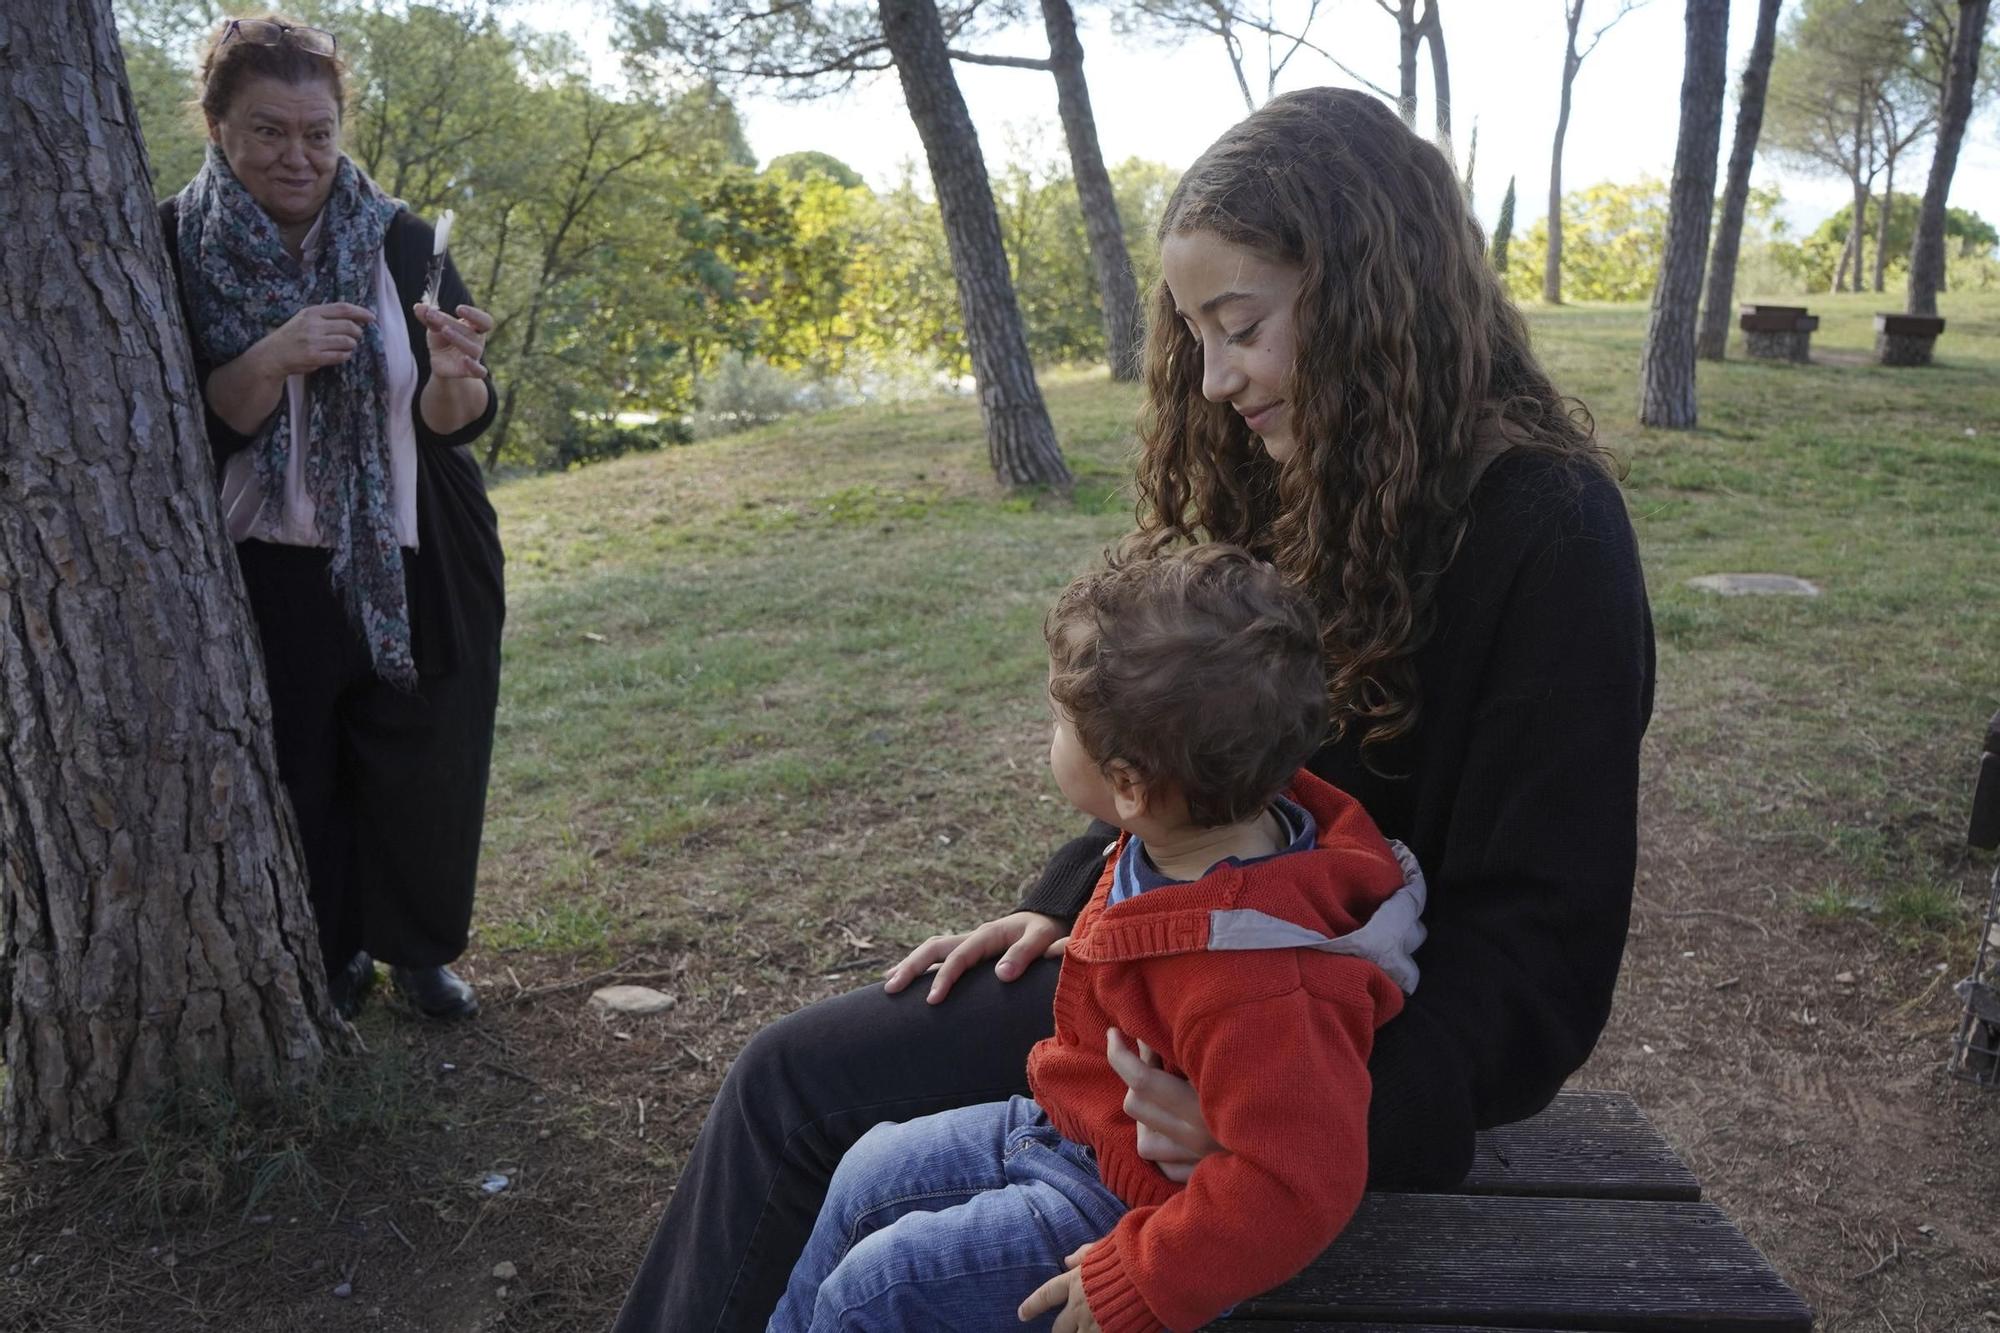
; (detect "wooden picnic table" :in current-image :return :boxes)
[1210,1090,1812,1331]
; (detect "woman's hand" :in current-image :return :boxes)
[207,302,376,436]
[416,302,493,380]
[1017,1242,1098,1333]
[261,302,378,376]
[882,912,1068,1004]
[1107,1027,1218,1184]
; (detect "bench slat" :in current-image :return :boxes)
[1225,1194,1812,1332]
[1462,1090,1700,1202]
[1213,1324,1622,1332]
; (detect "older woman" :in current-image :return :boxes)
[158,15,505,1020]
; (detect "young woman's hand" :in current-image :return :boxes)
[1106,1027,1218,1183]
[1018,1242,1099,1332]
[882,912,1068,1004]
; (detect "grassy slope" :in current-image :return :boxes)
[485,292,2000,962]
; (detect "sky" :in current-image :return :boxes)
[522,0,2000,239]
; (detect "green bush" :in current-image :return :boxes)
[551,417,694,471]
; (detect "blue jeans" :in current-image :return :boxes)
[765,1096,1128,1332]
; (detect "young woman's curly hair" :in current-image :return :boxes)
[1137,86,1611,761]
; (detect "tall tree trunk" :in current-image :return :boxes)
[1421,1,1451,145]
[1909,0,1992,316]
[1847,95,1871,291]
[879,0,1071,489]
[1873,161,1894,293]
[1544,4,1585,306]
[1386,0,1421,126]
[0,0,347,1159]
[1846,166,1870,293]
[1041,0,1142,382]
[1639,0,1729,430]
[1695,0,1782,361]
[1833,226,1855,293]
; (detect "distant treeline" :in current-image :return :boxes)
[120,2,1997,473]
[119,1,1177,473]
[1494,178,1999,305]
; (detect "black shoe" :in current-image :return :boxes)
[328,951,377,1021]
[392,964,480,1020]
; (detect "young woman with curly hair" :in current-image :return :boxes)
[612,87,1653,1332]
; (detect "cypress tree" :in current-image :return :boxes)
[1492,175,1518,272]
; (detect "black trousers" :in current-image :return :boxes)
[608,959,1064,1332]
[236,539,499,971]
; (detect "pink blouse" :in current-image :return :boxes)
[218,210,420,549]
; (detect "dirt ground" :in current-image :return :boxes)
[4,762,1998,1332]
[1578,794,2000,1333]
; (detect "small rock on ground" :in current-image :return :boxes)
[1686,573,1821,597]
[589,985,677,1016]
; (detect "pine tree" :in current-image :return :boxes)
[1492,175,1518,272]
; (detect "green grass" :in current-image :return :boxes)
[478,290,2000,967]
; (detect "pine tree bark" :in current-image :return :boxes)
[1639,0,1729,429]
[1695,0,1782,361]
[1041,0,1142,382]
[879,0,1071,489]
[1909,0,1992,316]
[0,0,348,1159]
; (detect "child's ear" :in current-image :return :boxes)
[1105,760,1152,823]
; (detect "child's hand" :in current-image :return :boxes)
[1018,1242,1099,1332]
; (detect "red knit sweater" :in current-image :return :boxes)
[1025,770,1410,1333]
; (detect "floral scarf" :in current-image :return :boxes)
[177,145,415,687]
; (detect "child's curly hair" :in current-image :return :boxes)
[1045,538,1327,827]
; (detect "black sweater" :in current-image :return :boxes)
[158,198,504,676]
[1020,450,1656,1188]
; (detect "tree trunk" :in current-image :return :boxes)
[1639,0,1729,429]
[1873,161,1893,292]
[488,382,519,470]
[1041,0,1142,382]
[1421,1,1451,145]
[1392,0,1421,126]
[1695,0,1782,361]
[0,0,347,1160]
[1851,178,1869,292]
[1833,225,1855,293]
[879,0,1071,489]
[1544,5,1584,306]
[1909,0,1992,316]
[1847,96,1871,291]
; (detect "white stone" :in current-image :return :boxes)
[1686,573,1821,597]
[492,1261,518,1280]
[589,984,678,1016]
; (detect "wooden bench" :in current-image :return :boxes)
[1738,305,1819,363]
[1209,1090,1811,1331]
